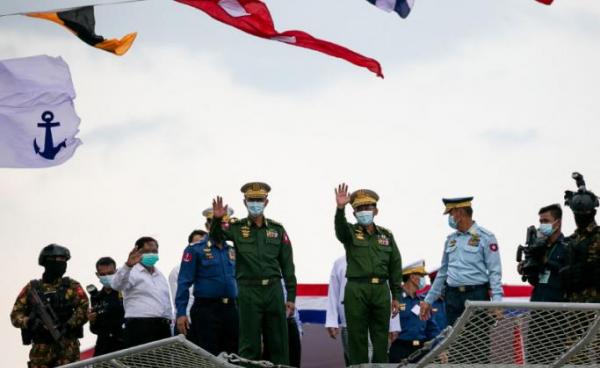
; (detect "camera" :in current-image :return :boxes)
[86,284,109,316]
[516,226,547,283]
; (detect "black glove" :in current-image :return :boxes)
[526,274,539,287]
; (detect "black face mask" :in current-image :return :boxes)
[574,213,595,230]
[43,260,67,282]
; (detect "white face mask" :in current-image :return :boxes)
[417,277,427,290]
[538,222,556,237]
[247,202,265,217]
[98,274,114,288]
[355,210,374,225]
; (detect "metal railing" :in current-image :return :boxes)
[60,302,600,368]
[413,301,600,368]
[59,335,241,368]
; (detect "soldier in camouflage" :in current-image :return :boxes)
[11,244,89,367]
[560,172,600,302]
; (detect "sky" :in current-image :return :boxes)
[1,0,600,365]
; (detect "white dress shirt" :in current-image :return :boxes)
[168,265,194,320]
[325,256,400,332]
[112,263,174,320]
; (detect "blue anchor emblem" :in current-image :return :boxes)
[33,111,67,160]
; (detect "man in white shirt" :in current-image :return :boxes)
[325,256,400,366]
[112,236,173,348]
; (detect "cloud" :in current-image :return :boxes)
[1,2,600,365]
[481,129,539,146]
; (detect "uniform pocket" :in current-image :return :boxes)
[461,244,481,264]
[445,245,457,253]
[236,239,255,254]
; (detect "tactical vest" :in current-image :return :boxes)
[568,226,600,291]
[27,277,83,343]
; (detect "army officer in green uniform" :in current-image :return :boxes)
[334,183,403,365]
[211,182,296,365]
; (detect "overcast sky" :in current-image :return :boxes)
[1,0,600,365]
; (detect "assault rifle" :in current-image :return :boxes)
[22,283,64,345]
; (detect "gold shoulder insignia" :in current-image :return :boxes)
[267,218,282,227]
[377,225,392,235]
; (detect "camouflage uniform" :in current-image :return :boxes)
[11,277,89,367]
[565,222,600,303]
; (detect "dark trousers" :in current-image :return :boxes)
[445,285,492,364]
[123,318,172,348]
[389,340,422,363]
[94,333,125,356]
[288,318,302,367]
[445,285,489,326]
[190,298,239,356]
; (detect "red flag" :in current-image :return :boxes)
[536,0,553,4]
[176,0,383,78]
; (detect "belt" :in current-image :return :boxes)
[237,277,281,286]
[347,277,388,285]
[397,339,427,348]
[195,297,236,305]
[446,283,489,293]
[125,317,171,325]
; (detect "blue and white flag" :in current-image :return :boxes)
[366,0,415,19]
[0,55,82,168]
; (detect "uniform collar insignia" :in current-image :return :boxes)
[246,217,268,228]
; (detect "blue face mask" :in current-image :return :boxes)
[141,253,159,267]
[539,223,556,237]
[448,215,458,229]
[247,201,265,217]
[418,277,427,290]
[355,210,374,226]
[98,274,114,288]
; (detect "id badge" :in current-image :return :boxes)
[539,270,551,284]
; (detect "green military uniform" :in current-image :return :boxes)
[11,277,89,367]
[211,182,296,365]
[335,189,402,365]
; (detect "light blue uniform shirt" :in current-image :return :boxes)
[425,222,503,304]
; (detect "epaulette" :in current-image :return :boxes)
[477,226,494,237]
[267,218,283,227]
[188,239,206,247]
[376,225,393,235]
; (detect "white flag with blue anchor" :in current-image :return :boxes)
[0,55,82,168]
[365,0,415,19]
